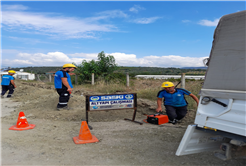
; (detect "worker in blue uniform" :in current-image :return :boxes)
[1,70,17,98]
[54,64,77,110]
[156,81,199,124]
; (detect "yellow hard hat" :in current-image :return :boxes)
[8,70,16,74]
[63,63,77,68]
[161,81,174,88]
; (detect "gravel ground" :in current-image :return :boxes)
[1,81,245,165]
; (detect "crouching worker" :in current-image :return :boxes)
[1,70,17,98]
[54,63,76,110]
[156,81,199,124]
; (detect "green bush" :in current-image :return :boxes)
[75,51,118,83]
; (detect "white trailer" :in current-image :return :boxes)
[16,71,35,80]
[135,75,205,80]
[0,71,35,80]
[176,10,246,160]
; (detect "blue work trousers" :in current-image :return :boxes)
[1,85,15,97]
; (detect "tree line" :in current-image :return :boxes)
[10,51,206,84]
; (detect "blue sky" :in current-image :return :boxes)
[1,1,245,68]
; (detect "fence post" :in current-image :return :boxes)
[181,73,185,89]
[92,73,94,85]
[49,74,52,82]
[37,74,41,81]
[75,74,78,85]
[126,72,129,87]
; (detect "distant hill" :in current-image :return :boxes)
[10,66,61,74]
[9,66,207,76]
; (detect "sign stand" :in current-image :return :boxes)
[85,98,93,130]
[85,93,143,129]
[124,94,143,125]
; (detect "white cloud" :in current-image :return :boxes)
[131,17,162,24]
[1,49,21,55]
[69,53,98,59]
[129,5,145,13]
[198,18,220,27]
[2,52,85,67]
[111,53,207,67]
[95,10,128,19]
[2,59,33,67]
[2,4,28,11]
[1,49,22,63]
[2,11,117,39]
[2,6,125,39]
[2,51,207,68]
[2,5,162,37]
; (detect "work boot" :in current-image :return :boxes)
[176,119,181,123]
[168,120,177,124]
[172,119,178,125]
[56,106,71,111]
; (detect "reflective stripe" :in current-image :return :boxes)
[59,102,67,105]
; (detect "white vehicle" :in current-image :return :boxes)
[176,10,246,160]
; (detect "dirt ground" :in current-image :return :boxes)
[1,80,245,165]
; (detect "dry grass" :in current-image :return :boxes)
[76,78,130,94]
[133,79,179,100]
[78,78,203,110]
[183,80,203,109]
[186,71,206,75]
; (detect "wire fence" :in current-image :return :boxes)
[23,73,203,110]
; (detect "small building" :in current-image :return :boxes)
[0,71,35,80]
[16,71,35,80]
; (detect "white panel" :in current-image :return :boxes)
[196,98,246,136]
[176,125,224,156]
[197,96,233,117]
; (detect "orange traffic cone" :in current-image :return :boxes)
[9,112,35,131]
[73,121,99,144]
